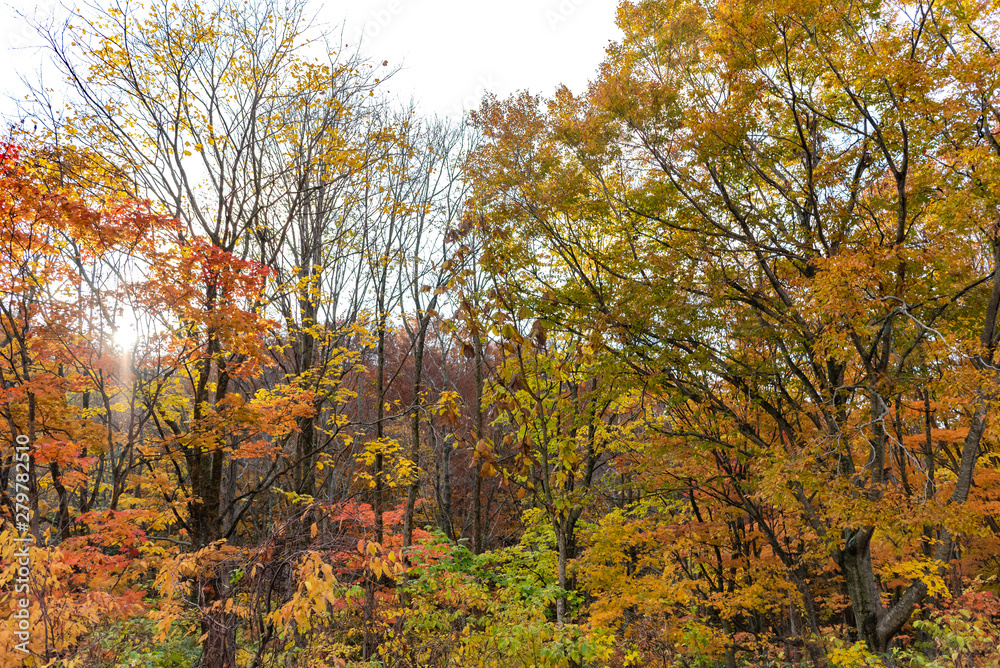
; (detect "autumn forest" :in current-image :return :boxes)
[2,0,1000,666]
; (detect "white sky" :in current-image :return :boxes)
[0,0,622,120]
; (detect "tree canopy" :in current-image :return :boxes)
[2,0,1000,667]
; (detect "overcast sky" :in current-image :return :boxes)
[0,0,622,120]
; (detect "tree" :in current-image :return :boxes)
[487,317,639,623]
[396,116,472,551]
[468,0,1000,656]
[0,140,200,663]
[25,4,408,662]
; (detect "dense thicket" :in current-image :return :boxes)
[2,0,1000,667]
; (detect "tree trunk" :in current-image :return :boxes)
[441,429,452,539]
[472,326,484,554]
[49,462,71,541]
[403,327,427,549]
[556,528,567,624]
[364,302,387,661]
[199,573,236,668]
[839,528,884,652]
[555,518,572,624]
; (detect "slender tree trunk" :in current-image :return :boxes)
[26,392,39,544]
[49,462,70,541]
[440,427,452,539]
[200,574,236,668]
[472,327,484,554]
[294,262,318,498]
[364,303,387,661]
[923,390,935,500]
[403,328,427,548]
[556,523,568,624]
